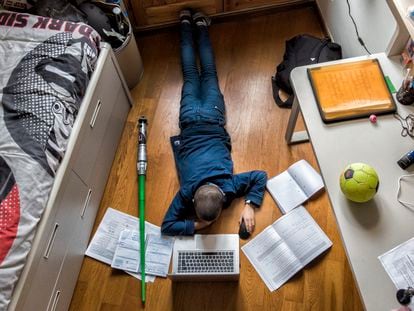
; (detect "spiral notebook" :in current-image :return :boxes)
[308,59,396,123]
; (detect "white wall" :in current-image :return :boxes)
[316,0,397,58]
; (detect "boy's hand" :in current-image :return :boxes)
[239,203,255,233]
[194,219,213,230]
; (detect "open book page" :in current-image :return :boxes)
[287,160,324,198]
[266,160,324,214]
[272,206,332,267]
[241,226,303,291]
[241,207,332,291]
[266,170,308,214]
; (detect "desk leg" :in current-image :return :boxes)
[285,97,309,145]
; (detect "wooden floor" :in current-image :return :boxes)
[70,6,364,311]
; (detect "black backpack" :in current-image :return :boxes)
[272,34,342,108]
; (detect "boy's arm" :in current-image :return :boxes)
[194,219,213,230]
[161,191,195,236]
[233,170,268,233]
[233,170,268,206]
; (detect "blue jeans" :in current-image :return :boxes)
[179,23,225,129]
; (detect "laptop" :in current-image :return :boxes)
[169,234,240,281]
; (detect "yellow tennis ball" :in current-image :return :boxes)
[339,163,379,203]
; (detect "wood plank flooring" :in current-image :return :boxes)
[70,6,364,311]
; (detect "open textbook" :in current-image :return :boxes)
[266,159,324,213]
[242,206,332,291]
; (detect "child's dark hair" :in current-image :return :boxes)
[194,184,224,221]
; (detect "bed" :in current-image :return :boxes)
[0,10,133,310]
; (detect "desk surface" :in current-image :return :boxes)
[291,53,414,311]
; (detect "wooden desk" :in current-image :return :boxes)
[285,53,414,310]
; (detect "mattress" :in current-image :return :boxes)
[0,11,100,309]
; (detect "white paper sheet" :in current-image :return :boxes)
[85,207,159,282]
[143,234,175,277]
[111,230,140,272]
[379,237,414,309]
[112,231,174,278]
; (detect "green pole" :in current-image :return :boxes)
[137,117,148,305]
[138,174,146,304]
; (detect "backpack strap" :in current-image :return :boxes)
[316,38,330,62]
[272,76,294,108]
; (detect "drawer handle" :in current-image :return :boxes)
[49,290,61,311]
[90,99,102,128]
[81,189,92,219]
[44,223,59,259]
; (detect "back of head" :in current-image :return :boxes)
[194,184,224,222]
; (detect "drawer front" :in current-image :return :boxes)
[90,85,130,195]
[22,171,88,311]
[76,82,131,245]
[132,0,222,27]
[47,250,85,311]
[76,84,131,246]
[46,215,92,311]
[72,56,122,185]
[225,0,305,11]
[46,188,97,311]
[46,71,131,311]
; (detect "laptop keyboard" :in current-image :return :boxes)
[177,250,235,273]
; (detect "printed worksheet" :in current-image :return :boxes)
[112,231,174,278]
[379,237,414,309]
[85,207,159,282]
[143,234,175,277]
[111,230,141,273]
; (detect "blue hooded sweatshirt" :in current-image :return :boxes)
[161,124,267,236]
